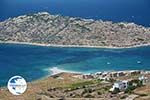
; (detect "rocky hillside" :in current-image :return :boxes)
[0,12,150,47]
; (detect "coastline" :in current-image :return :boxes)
[47,67,150,76]
[1,68,149,86]
[0,67,149,88]
[0,41,150,49]
[48,67,81,75]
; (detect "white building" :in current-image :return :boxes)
[139,76,149,85]
[110,80,129,91]
[97,76,111,81]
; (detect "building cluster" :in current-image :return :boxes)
[80,70,150,92]
[110,75,150,92]
[82,70,143,80]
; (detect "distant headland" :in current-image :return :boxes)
[0,12,150,48]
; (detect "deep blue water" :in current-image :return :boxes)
[0,43,150,86]
[0,0,150,26]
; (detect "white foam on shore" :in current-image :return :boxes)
[1,41,150,49]
[49,67,80,75]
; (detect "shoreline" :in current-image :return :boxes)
[48,67,150,75]
[1,69,149,85]
[0,41,150,49]
[48,67,81,75]
[0,69,149,88]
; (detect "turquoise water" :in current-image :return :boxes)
[0,0,150,26]
[0,43,150,86]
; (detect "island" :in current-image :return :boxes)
[0,12,150,48]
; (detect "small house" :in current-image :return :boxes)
[110,80,129,92]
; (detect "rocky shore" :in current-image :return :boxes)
[0,12,150,48]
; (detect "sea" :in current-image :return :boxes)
[0,43,150,86]
[0,0,150,86]
[0,0,150,27]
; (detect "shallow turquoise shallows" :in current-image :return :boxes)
[0,43,150,86]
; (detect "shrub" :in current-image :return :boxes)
[97,91,102,95]
[124,85,136,94]
[112,88,120,94]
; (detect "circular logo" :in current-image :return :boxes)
[7,76,27,95]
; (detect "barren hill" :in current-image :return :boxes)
[0,12,150,47]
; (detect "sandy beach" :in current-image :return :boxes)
[0,41,150,49]
[49,67,81,75]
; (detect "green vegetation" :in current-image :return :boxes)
[68,80,94,90]
[138,94,148,96]
[112,88,120,94]
[82,88,93,94]
[97,91,102,95]
[96,85,111,95]
[125,80,143,94]
[66,79,101,90]
[120,95,128,99]
[125,85,136,94]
